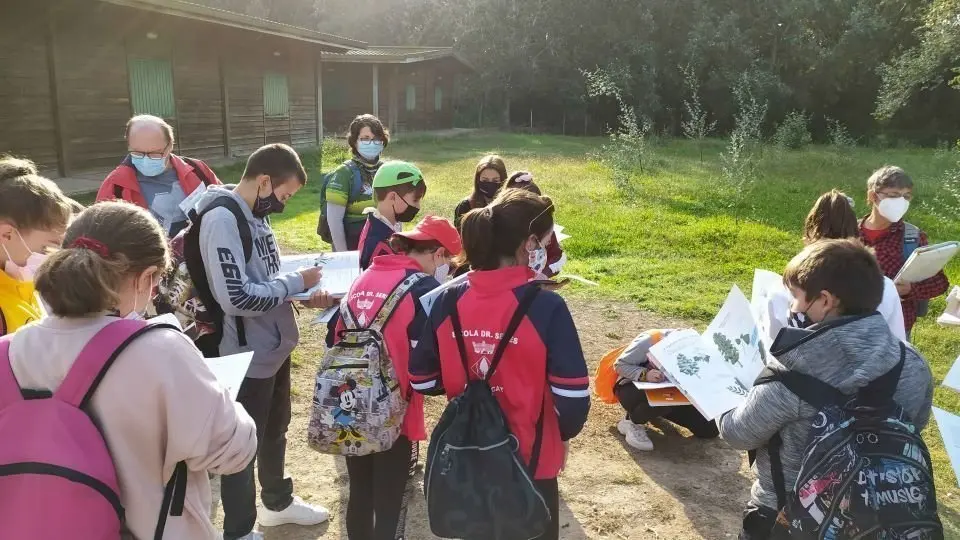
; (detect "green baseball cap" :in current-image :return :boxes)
[373,160,424,188]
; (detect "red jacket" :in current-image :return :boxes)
[334,255,439,441]
[96,154,221,208]
[410,266,590,480]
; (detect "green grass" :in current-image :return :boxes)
[91,133,960,530]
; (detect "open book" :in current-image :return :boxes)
[280,251,361,301]
[894,241,960,284]
[648,285,767,420]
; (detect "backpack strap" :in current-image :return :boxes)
[447,287,472,375]
[339,296,360,330]
[485,286,540,381]
[181,156,214,187]
[0,338,22,409]
[154,460,188,540]
[55,320,179,408]
[367,272,429,335]
[859,342,906,407]
[345,160,363,205]
[903,222,921,261]
[113,184,124,200]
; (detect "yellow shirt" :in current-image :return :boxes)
[0,271,43,336]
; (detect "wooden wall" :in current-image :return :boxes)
[172,23,225,161]
[0,3,59,174]
[322,63,374,136]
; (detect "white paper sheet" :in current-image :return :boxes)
[204,352,254,401]
[942,355,960,393]
[178,184,207,216]
[933,407,960,486]
[419,272,470,315]
[632,381,677,390]
[894,241,960,284]
[751,269,790,349]
[310,305,340,326]
[704,285,767,389]
[281,252,360,300]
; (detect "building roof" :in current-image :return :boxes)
[323,46,475,71]
[96,0,365,52]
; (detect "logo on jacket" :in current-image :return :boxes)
[356,298,375,311]
[472,357,491,378]
[472,341,496,355]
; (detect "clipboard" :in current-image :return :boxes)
[894,241,960,284]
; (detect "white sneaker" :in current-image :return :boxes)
[258,496,330,527]
[618,419,654,451]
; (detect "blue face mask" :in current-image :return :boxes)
[131,154,167,177]
[356,140,383,162]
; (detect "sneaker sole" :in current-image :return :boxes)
[259,514,330,528]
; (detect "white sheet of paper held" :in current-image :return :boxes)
[942,354,960,393]
[203,352,254,401]
[933,407,960,486]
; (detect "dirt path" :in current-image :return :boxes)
[219,297,755,540]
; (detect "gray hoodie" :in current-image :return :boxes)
[718,313,933,511]
[196,186,306,379]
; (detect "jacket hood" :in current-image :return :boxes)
[770,313,904,394]
[194,185,253,221]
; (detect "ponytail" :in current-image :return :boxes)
[803,189,858,244]
[35,202,169,317]
[461,188,554,271]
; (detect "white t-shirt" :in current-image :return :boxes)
[762,277,907,344]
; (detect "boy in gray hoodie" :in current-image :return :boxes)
[196,144,335,540]
[719,239,933,539]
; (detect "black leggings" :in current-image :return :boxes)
[614,381,719,438]
[534,477,560,540]
[345,436,413,540]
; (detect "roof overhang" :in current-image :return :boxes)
[96,0,365,52]
[323,46,475,72]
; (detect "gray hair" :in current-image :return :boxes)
[125,115,175,146]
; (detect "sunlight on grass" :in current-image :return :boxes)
[203,132,960,526]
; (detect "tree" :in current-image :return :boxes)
[681,64,717,162]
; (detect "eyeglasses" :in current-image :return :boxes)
[129,151,166,160]
[358,137,381,143]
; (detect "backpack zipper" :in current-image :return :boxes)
[0,461,124,521]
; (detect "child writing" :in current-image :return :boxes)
[0,157,80,335]
[859,166,949,337]
[759,189,906,342]
[5,201,257,538]
[410,188,591,540]
[194,144,333,540]
[331,215,461,540]
[357,161,427,270]
[719,239,933,539]
[612,330,719,451]
[453,154,507,228]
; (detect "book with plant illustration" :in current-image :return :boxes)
[648,285,767,420]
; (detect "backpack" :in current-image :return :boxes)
[754,343,943,540]
[316,160,364,243]
[424,286,551,540]
[154,197,253,357]
[0,319,189,540]
[903,222,930,318]
[307,271,427,456]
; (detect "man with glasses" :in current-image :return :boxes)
[860,165,949,337]
[97,115,221,237]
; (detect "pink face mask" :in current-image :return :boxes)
[2,231,47,282]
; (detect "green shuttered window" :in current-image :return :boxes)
[406,84,416,111]
[264,73,290,117]
[434,86,443,111]
[128,58,175,118]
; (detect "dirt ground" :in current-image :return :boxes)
[215,297,755,539]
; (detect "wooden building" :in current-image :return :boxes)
[0,0,472,178]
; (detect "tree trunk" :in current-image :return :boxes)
[529,108,533,131]
[584,114,588,136]
[562,111,566,135]
[500,92,511,129]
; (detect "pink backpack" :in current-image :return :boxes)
[0,319,187,540]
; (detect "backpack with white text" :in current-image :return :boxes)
[308,272,427,456]
[0,319,189,540]
[755,343,942,540]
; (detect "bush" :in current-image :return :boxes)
[826,117,857,151]
[773,111,812,149]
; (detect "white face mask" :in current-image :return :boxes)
[2,230,47,282]
[877,196,910,223]
[124,275,157,320]
[528,238,548,275]
[434,263,450,283]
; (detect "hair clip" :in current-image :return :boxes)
[70,236,110,258]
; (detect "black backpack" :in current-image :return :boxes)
[155,197,254,358]
[424,286,551,540]
[755,343,943,540]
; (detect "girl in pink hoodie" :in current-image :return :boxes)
[10,201,257,539]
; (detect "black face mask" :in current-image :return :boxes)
[253,186,285,218]
[478,181,500,199]
[395,197,420,223]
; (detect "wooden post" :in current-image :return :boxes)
[529,108,533,131]
[584,114,588,136]
[45,8,67,176]
[316,55,323,145]
[372,64,379,115]
[219,55,232,157]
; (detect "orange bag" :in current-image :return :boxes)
[594,330,664,405]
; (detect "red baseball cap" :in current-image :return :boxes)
[395,215,462,256]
